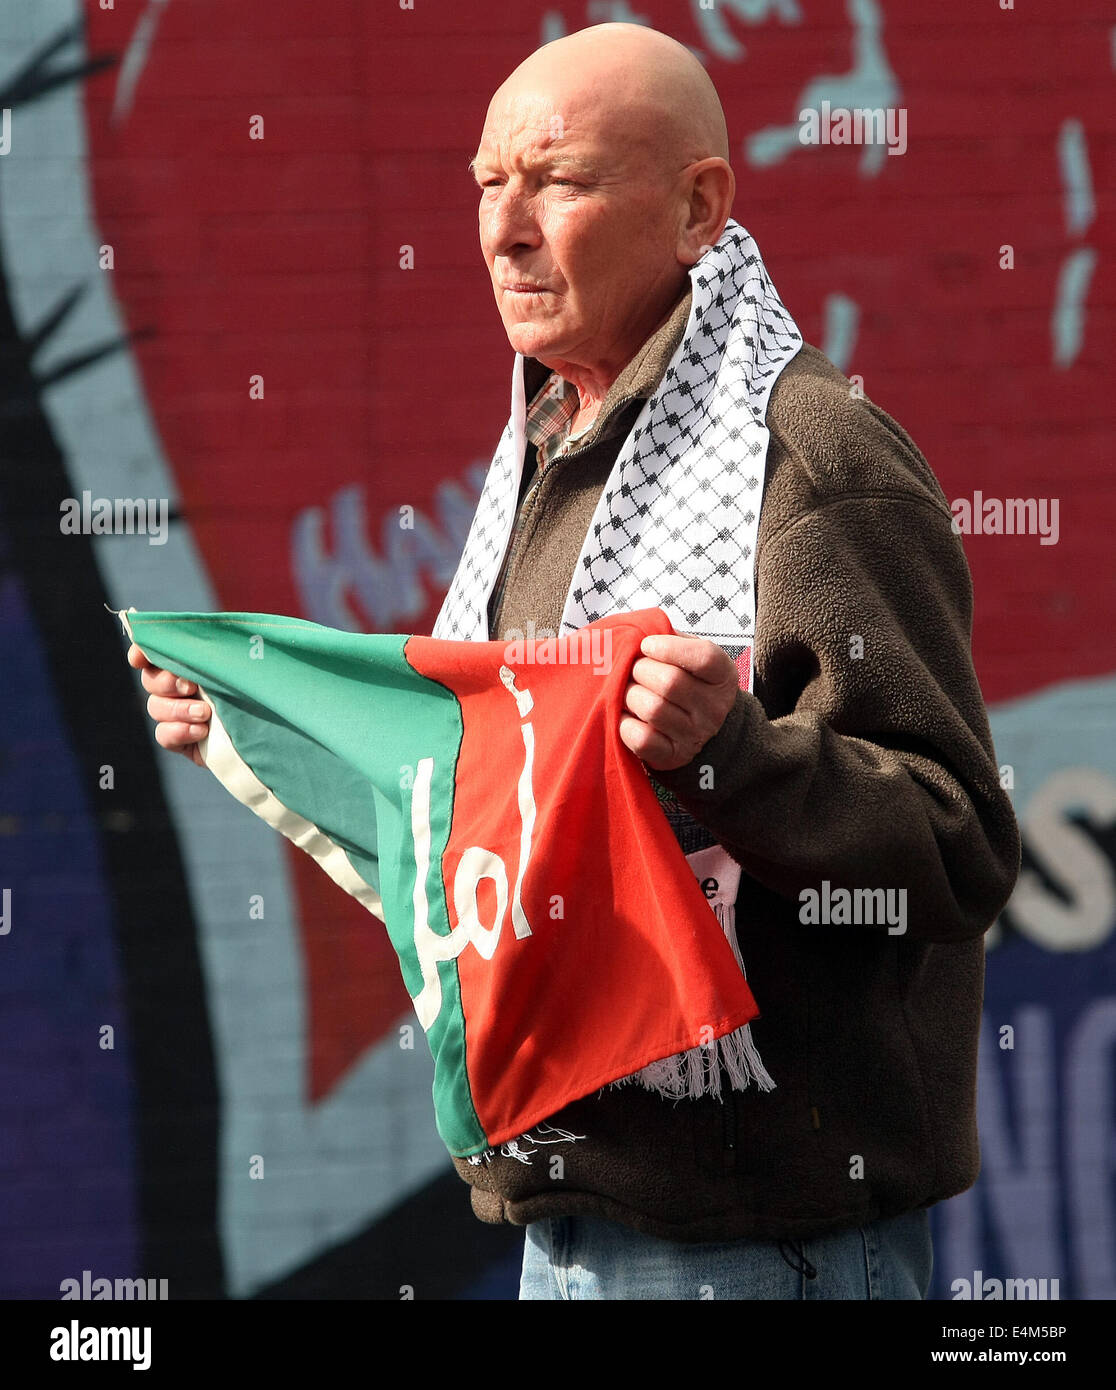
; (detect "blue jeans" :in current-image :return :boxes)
[519,1208,933,1300]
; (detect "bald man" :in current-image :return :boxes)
[133,23,1019,1301]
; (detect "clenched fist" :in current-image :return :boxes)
[619,632,739,771]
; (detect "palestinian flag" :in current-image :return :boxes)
[119,605,760,1158]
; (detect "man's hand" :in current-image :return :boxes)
[619,632,739,771]
[126,643,211,767]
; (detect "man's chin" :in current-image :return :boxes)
[502,322,568,362]
[500,309,564,355]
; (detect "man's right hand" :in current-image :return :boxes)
[127,643,211,767]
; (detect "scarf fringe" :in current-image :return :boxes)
[608,1017,775,1101]
[610,900,775,1100]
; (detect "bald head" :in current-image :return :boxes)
[489,23,730,178]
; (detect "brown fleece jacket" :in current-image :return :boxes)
[453,286,1021,1242]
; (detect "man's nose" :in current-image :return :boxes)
[480,183,542,259]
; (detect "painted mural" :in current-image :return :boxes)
[0,0,1112,1299]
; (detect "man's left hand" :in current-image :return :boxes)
[619,633,740,771]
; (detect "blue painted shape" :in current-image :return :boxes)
[0,564,138,1299]
[930,675,1116,1300]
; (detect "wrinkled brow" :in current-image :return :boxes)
[467,153,600,179]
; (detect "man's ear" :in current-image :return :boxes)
[677,158,736,265]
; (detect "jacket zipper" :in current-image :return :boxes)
[722,1075,737,1166]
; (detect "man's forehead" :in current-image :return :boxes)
[470,143,604,174]
[475,125,585,159]
[473,90,638,165]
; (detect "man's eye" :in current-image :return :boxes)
[477,175,579,190]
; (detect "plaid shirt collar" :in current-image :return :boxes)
[524,373,593,470]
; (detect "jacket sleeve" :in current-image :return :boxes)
[651,488,1021,943]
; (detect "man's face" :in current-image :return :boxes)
[471,91,688,374]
